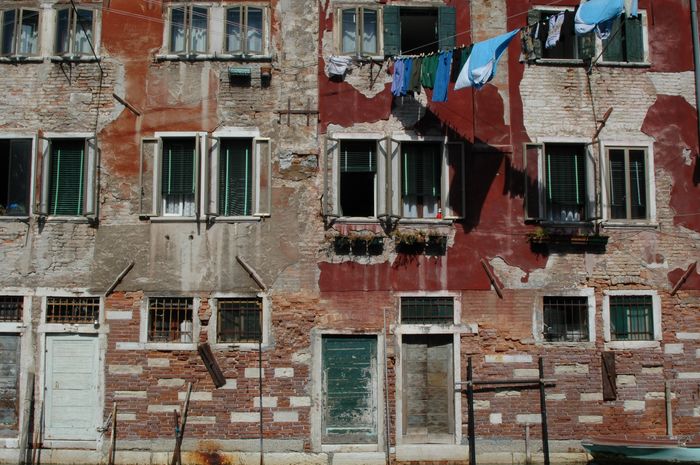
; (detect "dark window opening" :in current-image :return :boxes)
[148,297,193,343]
[401,297,454,324]
[0,139,31,216]
[545,144,586,222]
[218,138,253,216]
[401,142,441,218]
[0,296,22,322]
[400,8,438,55]
[608,148,647,220]
[161,138,196,216]
[537,10,578,59]
[543,296,589,342]
[339,140,376,217]
[610,295,654,341]
[46,296,99,324]
[217,298,262,343]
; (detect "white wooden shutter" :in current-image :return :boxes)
[443,142,465,219]
[584,145,597,221]
[139,138,159,217]
[38,138,51,216]
[389,139,401,216]
[325,137,339,217]
[254,137,271,216]
[376,137,388,217]
[194,133,201,219]
[523,143,544,222]
[82,138,98,218]
[205,135,219,217]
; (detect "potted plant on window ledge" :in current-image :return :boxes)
[394,230,426,254]
[425,233,448,256]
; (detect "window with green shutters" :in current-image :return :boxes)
[161,138,196,216]
[607,147,648,220]
[218,139,253,217]
[340,140,376,217]
[382,6,455,56]
[0,139,31,216]
[603,14,644,63]
[401,142,441,218]
[609,295,653,341]
[48,139,85,216]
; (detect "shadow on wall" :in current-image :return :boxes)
[694,155,700,186]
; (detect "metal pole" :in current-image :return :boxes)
[259,340,264,465]
[690,0,700,145]
[665,380,673,437]
[383,308,391,465]
[467,357,476,465]
[538,357,550,465]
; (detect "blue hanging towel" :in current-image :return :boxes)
[401,58,413,96]
[431,51,453,102]
[391,59,405,96]
[454,29,519,91]
[574,0,624,39]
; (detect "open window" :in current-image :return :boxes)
[168,5,208,54]
[523,142,594,223]
[38,137,98,218]
[226,5,269,56]
[1,8,40,57]
[0,139,32,216]
[383,6,455,56]
[527,8,595,61]
[55,6,95,56]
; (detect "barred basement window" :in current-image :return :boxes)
[46,296,99,324]
[401,296,453,324]
[0,296,22,322]
[217,298,261,343]
[148,297,193,343]
[543,296,589,342]
[610,295,653,341]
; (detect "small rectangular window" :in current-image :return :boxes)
[401,296,453,324]
[217,298,262,343]
[543,296,589,342]
[148,297,193,343]
[607,147,647,220]
[339,7,378,56]
[1,9,39,56]
[0,139,32,216]
[0,296,22,322]
[55,7,94,56]
[218,139,253,217]
[226,6,265,55]
[609,295,653,341]
[169,5,208,54]
[161,138,196,216]
[401,143,441,218]
[46,296,99,324]
[340,140,376,217]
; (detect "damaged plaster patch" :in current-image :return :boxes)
[648,72,696,108]
[682,148,694,165]
[278,151,318,180]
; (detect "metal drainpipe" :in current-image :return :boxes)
[691,0,700,145]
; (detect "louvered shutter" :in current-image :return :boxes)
[376,138,388,216]
[546,147,586,221]
[340,141,376,173]
[523,143,543,221]
[205,135,218,217]
[254,137,271,216]
[139,138,158,217]
[602,16,623,62]
[608,149,626,219]
[443,142,465,219]
[218,139,253,216]
[383,6,400,56]
[83,138,98,217]
[625,15,644,63]
[39,138,50,216]
[48,140,84,216]
[161,139,196,197]
[325,137,339,217]
[437,7,455,51]
[527,9,542,59]
[628,149,647,219]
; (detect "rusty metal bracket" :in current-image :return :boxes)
[671,261,697,296]
[276,97,319,126]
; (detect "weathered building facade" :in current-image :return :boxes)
[0,0,699,464]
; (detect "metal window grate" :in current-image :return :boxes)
[148,297,194,343]
[401,297,454,324]
[610,295,653,341]
[46,296,99,324]
[0,296,22,322]
[543,296,589,342]
[217,298,262,343]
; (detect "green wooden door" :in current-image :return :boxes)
[322,336,378,444]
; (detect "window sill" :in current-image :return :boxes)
[0,56,43,63]
[50,55,101,63]
[148,216,199,223]
[211,341,268,351]
[209,216,263,223]
[395,323,477,335]
[535,58,584,66]
[321,444,380,453]
[143,342,197,351]
[155,53,272,62]
[335,54,384,63]
[604,340,660,350]
[0,322,26,332]
[41,216,92,223]
[602,221,658,230]
[334,217,381,225]
[597,61,651,68]
[38,323,100,334]
[0,216,30,222]
[397,218,454,226]
[538,340,596,349]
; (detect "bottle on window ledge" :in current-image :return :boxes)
[436,208,442,219]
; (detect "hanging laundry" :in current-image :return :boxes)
[391,59,405,96]
[455,29,519,90]
[545,12,565,49]
[519,27,537,63]
[401,58,414,96]
[408,56,423,93]
[574,0,624,39]
[451,45,473,81]
[326,56,353,78]
[420,54,439,89]
[432,51,453,102]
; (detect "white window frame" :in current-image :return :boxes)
[51,5,100,59]
[0,133,37,220]
[0,290,31,449]
[310,329,386,453]
[0,8,41,58]
[597,10,650,66]
[327,132,387,221]
[523,138,595,224]
[335,6,383,59]
[393,292,474,453]
[602,290,661,350]
[139,296,201,351]
[390,132,465,223]
[39,133,98,221]
[533,288,595,345]
[206,128,271,221]
[223,4,271,57]
[208,292,270,350]
[165,3,210,56]
[599,140,656,227]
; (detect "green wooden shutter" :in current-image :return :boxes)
[577,31,596,60]
[625,15,644,62]
[218,139,252,216]
[628,149,647,219]
[523,143,543,221]
[322,336,377,444]
[162,139,195,196]
[527,9,542,58]
[383,5,400,56]
[546,147,585,219]
[340,141,376,173]
[49,140,84,216]
[602,16,623,62]
[608,149,626,219]
[437,7,455,51]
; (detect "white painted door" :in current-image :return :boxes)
[44,334,100,440]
